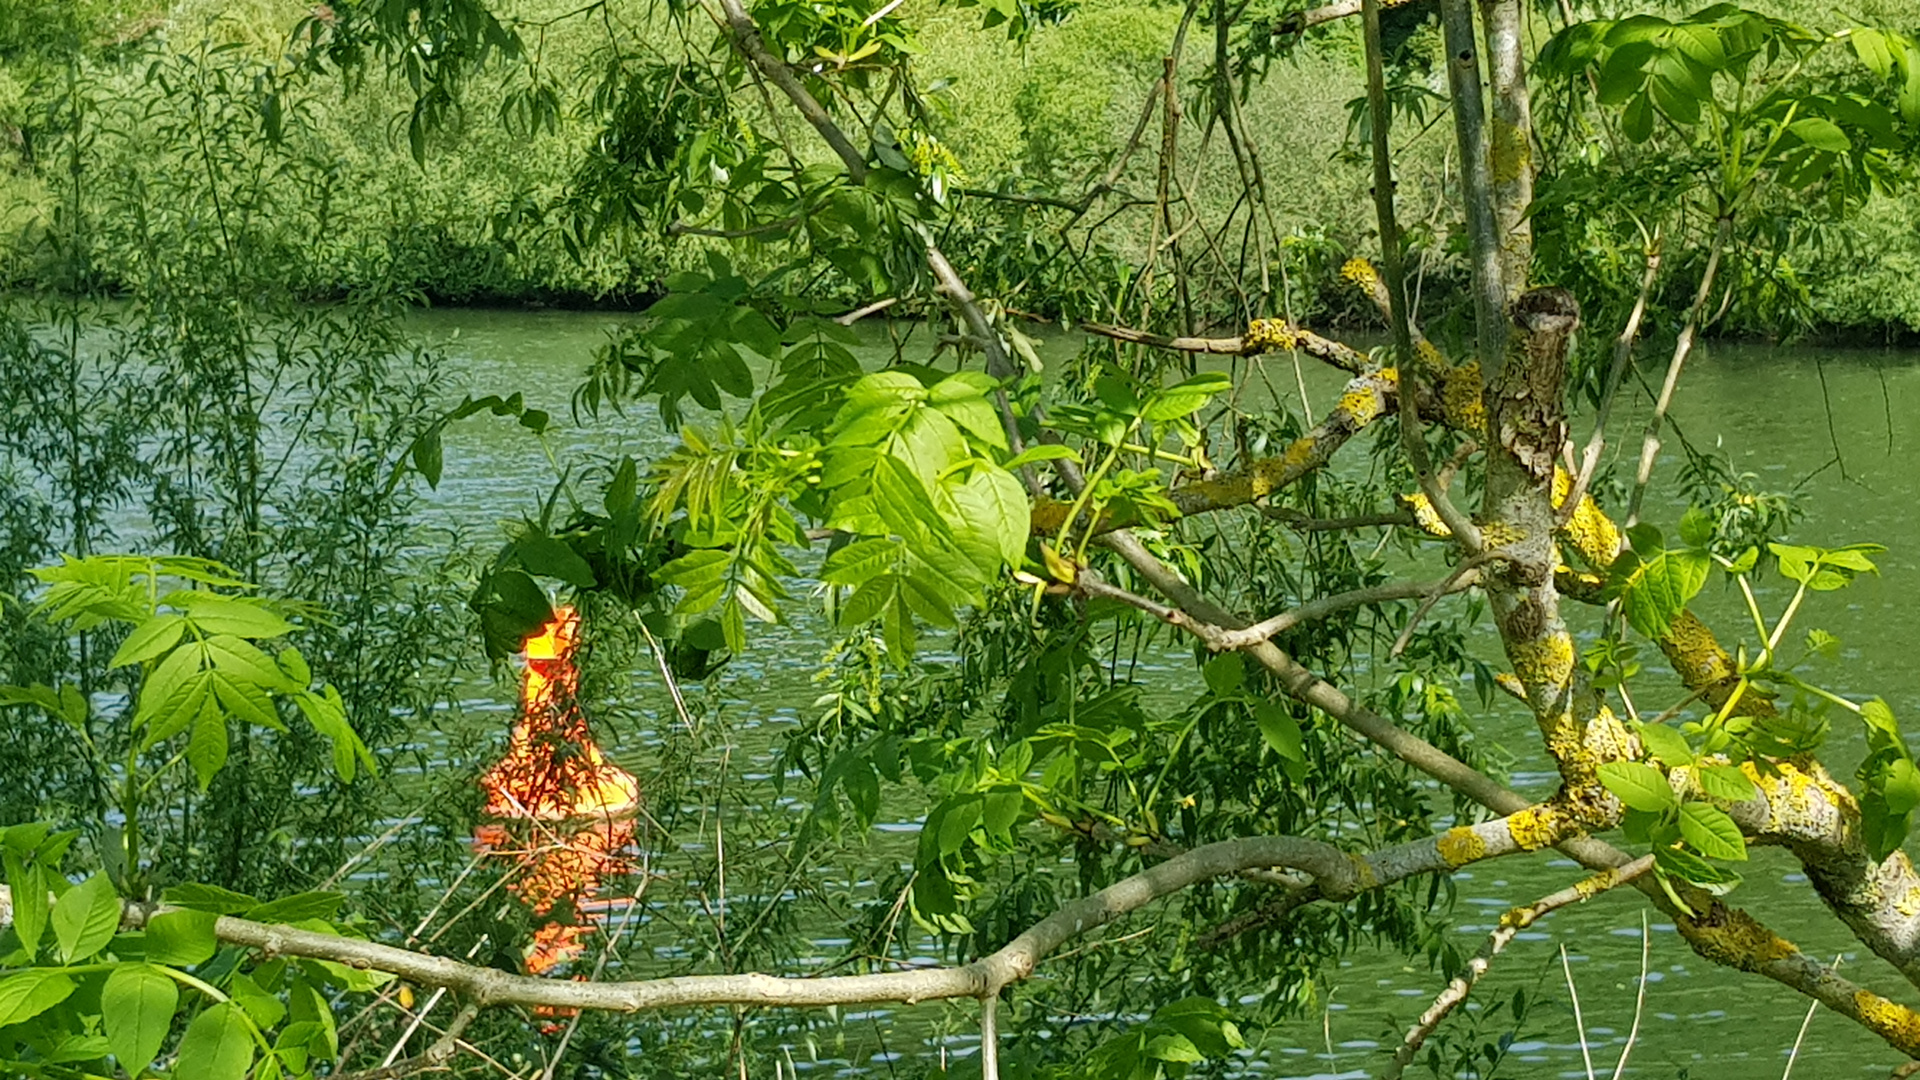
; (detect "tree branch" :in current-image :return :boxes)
[0,817,1552,1023]
[1383,856,1655,1080]
[1079,318,1368,374]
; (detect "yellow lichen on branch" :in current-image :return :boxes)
[1505,804,1569,851]
[1243,318,1299,352]
[1551,468,1622,569]
[1437,826,1488,867]
[1852,990,1920,1051]
[1508,632,1575,696]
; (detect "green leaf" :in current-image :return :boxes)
[515,535,597,588]
[821,538,901,587]
[202,635,297,692]
[51,873,122,964]
[1678,506,1714,549]
[1885,759,1920,817]
[1679,802,1748,860]
[212,671,285,733]
[1619,548,1710,638]
[1003,443,1082,471]
[1598,760,1676,812]
[228,972,286,1029]
[175,1002,254,1080]
[1142,372,1232,422]
[277,646,312,687]
[1655,844,1742,893]
[188,693,230,790]
[1203,653,1245,696]
[144,909,219,967]
[1697,764,1759,803]
[173,595,297,639]
[1144,1032,1205,1063]
[1254,702,1304,763]
[243,892,345,924]
[2,853,47,957]
[103,965,178,1076]
[161,883,258,915]
[135,643,211,735]
[1622,91,1656,142]
[1635,722,1693,766]
[1789,116,1850,152]
[927,372,1007,450]
[0,969,75,1026]
[110,614,189,669]
[45,1033,110,1063]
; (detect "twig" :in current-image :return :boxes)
[1079,319,1369,374]
[666,214,800,239]
[1609,911,1651,1080]
[337,1001,479,1080]
[1389,557,1497,658]
[1359,0,1479,550]
[1212,572,1479,652]
[835,297,898,325]
[1562,236,1660,528]
[1627,216,1728,526]
[1783,954,1841,1079]
[980,993,1001,1080]
[1564,943,1597,1080]
[1260,506,1416,532]
[1381,857,1653,1080]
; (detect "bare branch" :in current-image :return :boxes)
[1080,319,1368,374]
[0,817,1545,1023]
[1560,236,1660,528]
[1259,506,1416,532]
[1383,857,1654,1080]
[1205,571,1479,652]
[835,297,898,325]
[1626,216,1729,526]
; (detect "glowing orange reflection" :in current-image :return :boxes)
[475,606,639,982]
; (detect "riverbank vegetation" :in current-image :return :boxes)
[3,0,1920,336]
[5,0,1920,1077]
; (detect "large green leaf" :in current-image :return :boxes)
[947,465,1028,569]
[102,965,178,1076]
[515,534,598,588]
[3,852,48,958]
[174,1002,253,1080]
[1619,548,1710,638]
[109,614,188,669]
[1635,722,1693,766]
[51,873,122,964]
[1679,801,1748,860]
[1254,702,1305,764]
[1598,761,1676,812]
[0,969,75,1027]
[171,594,297,639]
[143,909,220,967]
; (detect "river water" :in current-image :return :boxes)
[284,310,1920,1077]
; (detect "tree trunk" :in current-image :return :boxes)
[1479,0,1533,304]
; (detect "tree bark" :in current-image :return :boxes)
[1478,0,1534,307]
[1439,0,1506,370]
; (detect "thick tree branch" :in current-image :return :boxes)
[2,815,1554,1021]
[1091,518,1920,1058]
